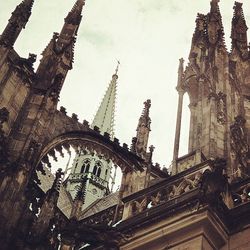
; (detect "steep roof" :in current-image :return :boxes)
[79,192,119,220]
[37,167,73,218]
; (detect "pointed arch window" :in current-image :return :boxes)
[81,159,90,174]
[93,161,102,177]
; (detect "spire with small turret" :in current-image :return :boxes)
[92,61,119,139]
[231,2,249,60]
[65,63,119,209]
[35,0,85,100]
[0,0,34,48]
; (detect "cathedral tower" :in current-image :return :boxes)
[65,63,119,208]
[172,0,250,179]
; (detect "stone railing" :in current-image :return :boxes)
[90,173,108,187]
[80,205,123,226]
[69,173,88,181]
[122,161,211,219]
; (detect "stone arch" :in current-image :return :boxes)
[29,110,145,173]
[36,130,144,173]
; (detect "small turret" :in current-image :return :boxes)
[0,0,34,48]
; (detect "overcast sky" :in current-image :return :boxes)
[1,0,250,169]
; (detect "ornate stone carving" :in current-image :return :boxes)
[217,92,227,124]
[230,116,250,171]
[208,92,227,124]
[193,14,207,47]
[232,182,250,206]
[25,140,41,164]
[132,196,148,214]
[129,169,204,216]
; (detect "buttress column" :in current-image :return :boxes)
[172,58,185,174]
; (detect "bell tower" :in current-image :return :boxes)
[65,63,119,209]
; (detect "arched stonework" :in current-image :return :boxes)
[35,110,145,173]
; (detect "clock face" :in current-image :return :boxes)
[92,188,97,195]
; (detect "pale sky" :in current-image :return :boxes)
[1,0,249,169]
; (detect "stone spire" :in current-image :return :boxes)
[55,0,85,54]
[134,99,151,158]
[92,62,119,139]
[207,0,225,47]
[231,2,249,60]
[65,0,85,25]
[0,0,34,48]
[35,0,85,99]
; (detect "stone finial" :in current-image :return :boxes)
[27,53,37,64]
[138,99,151,130]
[60,106,67,115]
[72,113,79,121]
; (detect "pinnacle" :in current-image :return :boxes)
[139,99,151,129]
[22,0,34,5]
[65,0,85,25]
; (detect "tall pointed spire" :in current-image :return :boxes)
[55,0,85,53]
[65,0,85,25]
[36,0,85,99]
[0,0,34,48]
[134,99,151,158]
[231,2,249,60]
[92,62,119,139]
[207,0,225,47]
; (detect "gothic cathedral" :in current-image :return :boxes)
[0,0,250,250]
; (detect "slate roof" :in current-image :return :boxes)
[79,191,119,220]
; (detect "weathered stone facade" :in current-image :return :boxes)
[0,0,250,249]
